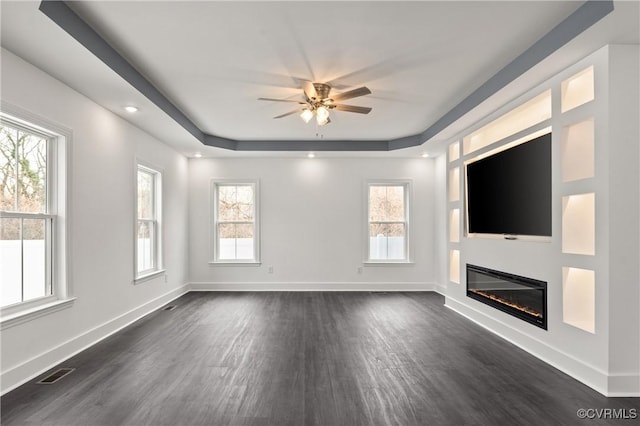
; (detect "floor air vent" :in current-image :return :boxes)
[163,305,177,311]
[37,368,75,384]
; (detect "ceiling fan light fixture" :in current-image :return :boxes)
[316,106,330,125]
[317,116,330,126]
[300,108,314,123]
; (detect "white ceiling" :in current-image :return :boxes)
[1,1,639,158]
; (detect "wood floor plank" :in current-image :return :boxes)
[2,292,638,425]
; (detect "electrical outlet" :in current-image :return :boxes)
[268,266,274,274]
[357,266,363,274]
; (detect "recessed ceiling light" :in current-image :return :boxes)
[421,153,430,158]
[194,152,202,158]
[124,106,138,113]
[307,152,315,158]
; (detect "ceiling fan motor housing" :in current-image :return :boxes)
[312,83,332,101]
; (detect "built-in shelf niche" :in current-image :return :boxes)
[449,249,460,284]
[562,119,595,182]
[449,167,460,202]
[562,267,595,333]
[560,66,597,335]
[561,66,594,113]
[449,209,460,242]
[462,90,551,155]
[562,193,595,255]
[449,142,460,162]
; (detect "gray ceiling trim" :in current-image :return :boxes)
[38,0,613,152]
[203,134,237,151]
[388,134,425,151]
[234,140,390,152]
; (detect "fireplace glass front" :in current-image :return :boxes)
[466,264,547,329]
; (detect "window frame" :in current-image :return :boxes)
[134,162,164,283]
[210,179,260,265]
[0,104,73,329]
[364,180,412,264]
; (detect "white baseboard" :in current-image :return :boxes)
[444,296,630,397]
[1,285,189,396]
[607,373,640,397]
[434,283,447,296]
[188,281,436,292]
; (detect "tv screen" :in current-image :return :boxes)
[466,132,552,237]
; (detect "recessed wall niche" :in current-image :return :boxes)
[562,193,595,255]
[449,142,460,162]
[449,209,460,242]
[562,119,595,182]
[562,267,595,333]
[462,90,551,155]
[561,66,595,113]
[449,167,460,202]
[449,250,460,284]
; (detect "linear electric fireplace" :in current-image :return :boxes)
[467,264,547,329]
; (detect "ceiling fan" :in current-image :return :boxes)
[258,81,372,126]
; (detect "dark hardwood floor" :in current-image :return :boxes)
[2,292,638,425]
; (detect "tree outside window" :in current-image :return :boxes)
[0,121,51,307]
[214,182,258,262]
[368,183,409,261]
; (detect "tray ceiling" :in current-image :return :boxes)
[1,1,638,156]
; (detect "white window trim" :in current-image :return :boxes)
[1,297,76,330]
[210,179,261,265]
[134,161,163,283]
[0,102,73,327]
[134,269,166,284]
[364,179,412,264]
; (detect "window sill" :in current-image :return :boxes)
[363,261,415,266]
[208,261,262,266]
[134,269,166,285]
[1,297,76,330]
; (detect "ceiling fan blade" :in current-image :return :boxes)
[334,104,372,114]
[302,80,318,101]
[258,97,305,104]
[330,86,371,102]
[273,109,301,119]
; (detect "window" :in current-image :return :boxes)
[136,164,162,280]
[367,182,410,262]
[212,181,259,263]
[0,110,70,322]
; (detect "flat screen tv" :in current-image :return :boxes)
[466,132,552,237]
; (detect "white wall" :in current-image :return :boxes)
[0,49,190,393]
[189,157,436,290]
[606,44,640,395]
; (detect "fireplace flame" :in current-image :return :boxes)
[470,289,542,318]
